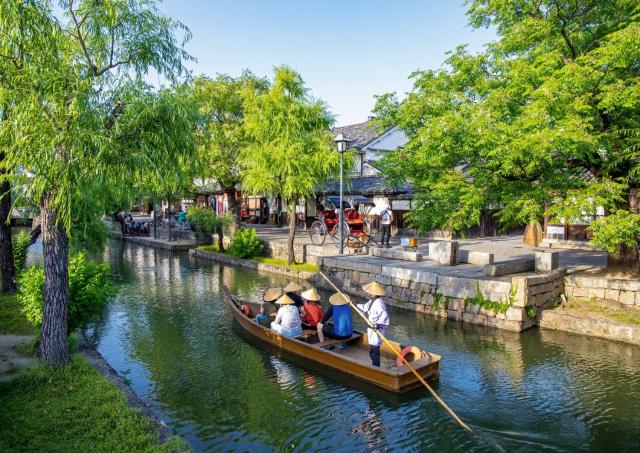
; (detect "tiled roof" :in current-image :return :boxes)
[332,120,389,150]
[318,175,412,196]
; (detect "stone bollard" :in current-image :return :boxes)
[428,241,459,266]
[535,251,559,272]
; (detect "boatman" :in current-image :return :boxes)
[357,281,389,367]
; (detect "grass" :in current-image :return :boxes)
[0,356,187,452]
[0,293,36,335]
[252,256,319,273]
[566,299,640,326]
[196,244,319,272]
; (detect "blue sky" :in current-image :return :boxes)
[157,0,496,125]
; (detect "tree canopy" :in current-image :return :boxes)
[375,0,640,259]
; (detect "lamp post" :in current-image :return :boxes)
[334,133,349,255]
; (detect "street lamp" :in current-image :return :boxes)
[334,133,349,255]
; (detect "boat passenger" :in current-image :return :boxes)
[299,288,325,330]
[317,292,353,343]
[283,281,304,308]
[357,281,389,367]
[257,287,281,325]
[271,294,303,338]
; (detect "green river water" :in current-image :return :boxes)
[83,240,640,452]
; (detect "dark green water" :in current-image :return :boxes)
[86,241,640,452]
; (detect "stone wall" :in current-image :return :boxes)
[564,275,640,308]
[318,257,566,332]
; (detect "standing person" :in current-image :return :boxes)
[317,292,353,345]
[177,210,186,229]
[379,205,393,248]
[357,282,389,367]
[299,288,325,330]
[283,281,304,308]
[270,294,302,338]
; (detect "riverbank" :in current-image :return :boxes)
[190,247,318,280]
[0,293,187,451]
[111,230,196,251]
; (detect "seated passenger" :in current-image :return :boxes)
[270,294,302,338]
[283,281,304,308]
[257,287,281,325]
[299,288,325,330]
[317,292,353,343]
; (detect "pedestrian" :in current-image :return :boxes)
[357,281,389,367]
[379,205,393,248]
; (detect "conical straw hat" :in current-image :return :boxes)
[301,288,321,301]
[329,292,350,306]
[263,287,282,302]
[276,294,295,305]
[283,281,303,293]
[362,281,385,296]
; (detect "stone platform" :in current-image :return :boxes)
[111,231,196,251]
[317,254,565,332]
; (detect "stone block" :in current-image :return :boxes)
[589,288,606,300]
[604,289,620,302]
[572,287,592,298]
[479,306,495,317]
[428,241,459,266]
[400,279,410,289]
[457,249,495,265]
[484,258,535,277]
[447,310,463,321]
[381,266,438,285]
[465,303,480,315]
[506,307,524,321]
[636,292,640,305]
[370,247,423,262]
[610,279,640,291]
[352,271,360,283]
[448,298,465,312]
[620,291,636,305]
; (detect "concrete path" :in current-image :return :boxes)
[0,335,36,382]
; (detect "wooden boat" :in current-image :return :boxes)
[224,286,441,393]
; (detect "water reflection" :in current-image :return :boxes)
[85,240,640,452]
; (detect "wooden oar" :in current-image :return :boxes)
[319,271,475,434]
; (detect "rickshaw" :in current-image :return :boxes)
[309,195,374,248]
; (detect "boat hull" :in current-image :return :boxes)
[225,287,440,393]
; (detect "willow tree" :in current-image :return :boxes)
[240,66,341,264]
[375,0,640,273]
[190,72,269,235]
[0,0,191,365]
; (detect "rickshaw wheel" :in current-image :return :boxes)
[310,220,326,245]
[329,222,350,248]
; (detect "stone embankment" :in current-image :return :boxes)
[318,256,565,332]
[564,274,640,308]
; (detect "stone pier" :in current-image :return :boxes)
[317,254,566,332]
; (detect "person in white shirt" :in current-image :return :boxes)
[379,205,393,248]
[271,294,302,337]
[356,281,389,367]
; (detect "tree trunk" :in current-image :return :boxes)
[287,201,297,264]
[224,187,240,236]
[607,245,639,275]
[39,192,70,366]
[275,195,282,227]
[167,195,173,242]
[0,177,16,292]
[217,224,225,252]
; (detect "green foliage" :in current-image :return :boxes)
[525,305,536,319]
[18,253,113,333]
[228,229,264,259]
[375,0,640,244]
[187,206,231,236]
[11,231,31,275]
[463,283,513,315]
[432,292,449,312]
[588,210,640,254]
[0,356,187,452]
[252,257,319,273]
[0,293,36,335]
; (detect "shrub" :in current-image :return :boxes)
[18,253,113,333]
[187,206,230,236]
[588,210,640,254]
[228,228,263,259]
[12,231,32,275]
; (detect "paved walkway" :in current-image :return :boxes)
[250,225,607,274]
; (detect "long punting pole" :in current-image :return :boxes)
[319,271,474,434]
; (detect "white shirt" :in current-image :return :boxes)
[356,298,389,346]
[272,305,302,337]
[380,208,392,225]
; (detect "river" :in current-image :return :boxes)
[82,240,640,452]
